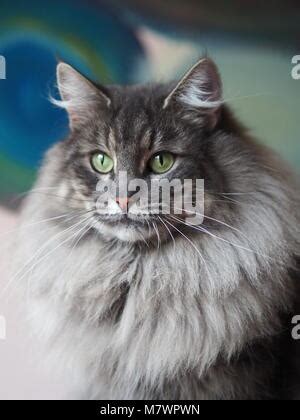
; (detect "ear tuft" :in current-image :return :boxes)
[163,58,223,119]
[51,63,111,129]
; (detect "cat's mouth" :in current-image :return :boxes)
[104,213,149,227]
[91,212,159,243]
[94,212,154,228]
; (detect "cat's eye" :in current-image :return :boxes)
[91,152,114,174]
[149,152,175,174]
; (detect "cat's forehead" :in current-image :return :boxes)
[103,84,174,149]
[76,83,189,158]
[109,83,174,120]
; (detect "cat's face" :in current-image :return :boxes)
[51,59,225,243]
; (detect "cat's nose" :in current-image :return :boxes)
[116,197,129,211]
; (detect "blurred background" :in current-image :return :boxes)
[0,0,299,399]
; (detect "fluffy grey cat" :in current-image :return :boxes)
[15,58,300,400]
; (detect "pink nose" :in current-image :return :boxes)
[116,197,129,211]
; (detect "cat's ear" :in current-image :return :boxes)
[163,58,222,128]
[54,63,111,129]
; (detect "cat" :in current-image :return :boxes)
[15,57,300,399]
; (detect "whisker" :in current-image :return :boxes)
[138,230,150,248]
[0,209,93,240]
[52,218,96,292]
[3,214,94,298]
[157,215,176,250]
[24,221,93,307]
[209,191,259,197]
[169,214,275,263]
[164,218,210,277]
[152,221,161,250]
[170,205,269,258]
[8,186,63,204]
[23,191,95,204]
[15,215,95,295]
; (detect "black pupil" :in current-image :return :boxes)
[159,154,164,166]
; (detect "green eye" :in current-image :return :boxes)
[149,152,175,174]
[91,152,114,174]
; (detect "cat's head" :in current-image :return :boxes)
[49,58,228,243]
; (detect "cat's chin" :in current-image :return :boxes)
[94,220,153,243]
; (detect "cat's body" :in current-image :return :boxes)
[16,59,300,399]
